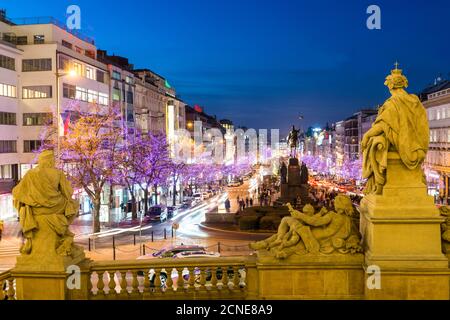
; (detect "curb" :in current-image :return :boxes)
[198,223,274,236]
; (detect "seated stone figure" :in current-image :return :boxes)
[12,150,84,270]
[250,195,362,259]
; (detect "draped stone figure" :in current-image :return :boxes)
[361,66,429,194]
[250,195,362,259]
[12,150,84,271]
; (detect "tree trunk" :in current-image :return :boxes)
[93,198,101,233]
[144,188,149,214]
[172,174,177,206]
[154,184,158,205]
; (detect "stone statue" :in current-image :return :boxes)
[299,161,309,184]
[440,206,450,243]
[361,65,429,195]
[287,125,300,158]
[280,162,287,184]
[250,195,362,259]
[12,150,84,271]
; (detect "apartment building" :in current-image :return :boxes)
[97,50,135,132]
[421,79,450,202]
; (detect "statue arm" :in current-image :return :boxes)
[296,212,332,227]
[361,122,384,149]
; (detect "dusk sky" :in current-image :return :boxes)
[4,0,450,135]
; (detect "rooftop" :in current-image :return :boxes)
[2,12,95,45]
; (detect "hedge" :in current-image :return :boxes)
[239,215,260,230]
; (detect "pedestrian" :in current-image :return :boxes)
[245,197,249,208]
[0,220,3,241]
[242,199,246,210]
[224,198,231,212]
[249,197,253,207]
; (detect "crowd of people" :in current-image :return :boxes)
[308,186,362,208]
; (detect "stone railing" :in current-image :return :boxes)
[0,270,16,300]
[86,256,258,300]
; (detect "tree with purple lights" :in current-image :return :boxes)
[132,132,172,214]
[42,103,123,233]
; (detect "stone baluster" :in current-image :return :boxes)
[153,268,161,292]
[210,267,218,291]
[159,268,168,293]
[97,271,105,295]
[143,269,151,294]
[108,271,117,295]
[0,279,6,300]
[193,267,201,290]
[149,269,156,293]
[227,266,235,290]
[216,267,224,290]
[89,272,98,295]
[120,271,128,295]
[204,268,213,291]
[131,271,140,294]
[7,279,15,300]
[181,267,190,291]
[238,266,247,289]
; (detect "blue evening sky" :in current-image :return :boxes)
[3,0,450,134]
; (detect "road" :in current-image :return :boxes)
[74,190,267,249]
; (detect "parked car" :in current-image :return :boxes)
[173,251,221,259]
[227,181,241,187]
[137,245,207,259]
[167,206,178,218]
[202,191,210,200]
[144,205,167,222]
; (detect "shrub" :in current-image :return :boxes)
[239,215,259,230]
[259,216,281,230]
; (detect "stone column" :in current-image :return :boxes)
[360,152,449,299]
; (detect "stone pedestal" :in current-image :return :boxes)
[256,250,365,299]
[360,152,449,299]
[12,214,89,300]
[279,158,310,204]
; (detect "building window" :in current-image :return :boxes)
[112,88,121,101]
[58,55,70,71]
[0,164,13,179]
[16,36,27,45]
[126,91,133,104]
[62,40,72,49]
[23,113,53,126]
[22,85,52,99]
[125,76,133,84]
[63,83,76,99]
[0,83,17,98]
[0,112,16,125]
[0,140,17,153]
[85,67,95,80]
[76,87,87,101]
[112,71,121,80]
[85,50,95,59]
[0,54,15,71]
[22,58,52,72]
[33,35,45,44]
[23,140,43,153]
[74,46,83,54]
[88,89,98,103]
[96,70,105,83]
[73,62,83,76]
[99,93,108,106]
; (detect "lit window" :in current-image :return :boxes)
[73,62,83,76]
[86,67,95,80]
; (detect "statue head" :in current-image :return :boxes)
[384,68,408,92]
[303,204,315,216]
[333,195,354,216]
[37,149,56,168]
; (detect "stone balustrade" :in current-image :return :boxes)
[87,256,257,300]
[0,271,16,300]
